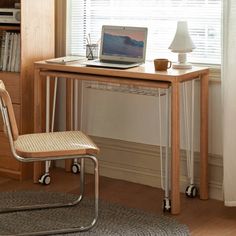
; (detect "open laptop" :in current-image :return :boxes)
[85,25,148,69]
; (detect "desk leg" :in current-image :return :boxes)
[33,68,44,183]
[65,78,74,172]
[171,82,180,214]
[34,68,42,133]
[200,73,209,200]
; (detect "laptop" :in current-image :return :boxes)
[85,25,148,69]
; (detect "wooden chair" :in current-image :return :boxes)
[0,80,99,235]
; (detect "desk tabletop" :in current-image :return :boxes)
[35,60,209,83]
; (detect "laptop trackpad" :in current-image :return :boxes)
[85,60,140,69]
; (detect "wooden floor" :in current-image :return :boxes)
[0,168,236,236]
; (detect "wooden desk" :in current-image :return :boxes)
[34,61,209,214]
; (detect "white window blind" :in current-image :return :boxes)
[67,0,221,64]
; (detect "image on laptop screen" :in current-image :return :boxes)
[100,26,147,62]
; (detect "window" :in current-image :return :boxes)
[67,0,221,64]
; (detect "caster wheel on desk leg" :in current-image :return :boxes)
[163,198,171,213]
[185,185,198,198]
[71,163,81,174]
[39,174,51,185]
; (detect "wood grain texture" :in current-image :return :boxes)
[21,0,55,134]
[0,104,20,132]
[65,79,74,172]
[0,133,20,171]
[0,80,19,140]
[0,25,20,31]
[35,61,209,82]
[0,167,21,179]
[33,70,44,183]
[21,0,54,181]
[0,0,16,8]
[33,162,44,183]
[40,71,171,89]
[0,73,20,104]
[33,62,209,214]
[200,73,209,200]
[171,81,181,214]
[0,0,54,180]
[34,69,43,133]
[55,0,67,58]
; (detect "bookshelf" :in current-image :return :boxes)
[0,0,55,180]
[0,25,20,31]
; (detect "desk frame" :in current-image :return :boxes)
[34,62,209,214]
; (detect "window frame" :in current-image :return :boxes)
[66,0,222,79]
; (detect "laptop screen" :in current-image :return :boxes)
[100,25,148,63]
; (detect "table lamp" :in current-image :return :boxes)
[169,21,195,69]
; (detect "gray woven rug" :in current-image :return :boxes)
[0,191,189,236]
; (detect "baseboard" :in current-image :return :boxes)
[56,136,223,201]
[85,136,223,201]
[0,168,21,180]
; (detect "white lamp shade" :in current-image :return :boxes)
[169,21,196,53]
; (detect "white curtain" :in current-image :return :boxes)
[222,0,236,206]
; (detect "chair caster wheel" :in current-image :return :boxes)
[185,185,198,198]
[39,174,51,185]
[71,163,80,174]
[163,198,171,213]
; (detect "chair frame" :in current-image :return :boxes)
[0,84,99,236]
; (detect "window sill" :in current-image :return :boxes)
[192,63,221,83]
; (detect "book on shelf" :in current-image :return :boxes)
[2,32,10,71]
[0,31,6,70]
[7,33,14,71]
[11,33,18,72]
[0,31,21,73]
[15,34,20,72]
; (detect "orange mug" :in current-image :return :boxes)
[154,59,172,71]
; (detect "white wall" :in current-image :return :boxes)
[82,78,222,156]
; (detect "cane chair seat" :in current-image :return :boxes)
[14,131,99,158]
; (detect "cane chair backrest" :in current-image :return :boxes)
[0,80,19,140]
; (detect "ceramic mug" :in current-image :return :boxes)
[154,59,172,71]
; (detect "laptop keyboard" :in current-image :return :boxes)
[99,60,137,65]
[85,59,141,69]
